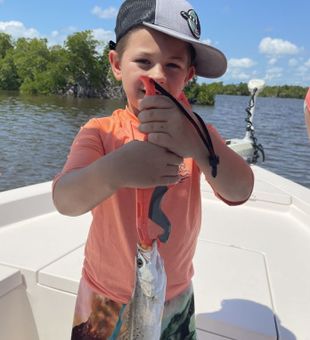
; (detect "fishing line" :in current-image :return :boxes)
[153,80,219,177]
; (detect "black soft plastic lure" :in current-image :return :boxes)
[143,78,219,243]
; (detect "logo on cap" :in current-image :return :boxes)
[181,9,201,39]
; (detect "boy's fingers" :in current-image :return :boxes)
[160,175,180,186]
[166,153,183,166]
[148,132,171,149]
[139,122,168,133]
[139,95,173,111]
[165,164,180,176]
[139,109,168,123]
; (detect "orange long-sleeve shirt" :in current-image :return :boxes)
[53,108,222,303]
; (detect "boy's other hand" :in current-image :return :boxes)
[114,140,183,188]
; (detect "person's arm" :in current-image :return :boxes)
[53,150,123,216]
[138,95,254,205]
[194,125,254,204]
[305,88,310,138]
[53,136,182,216]
[305,106,310,138]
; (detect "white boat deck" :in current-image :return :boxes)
[0,165,309,340]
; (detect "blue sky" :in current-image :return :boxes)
[1,0,309,86]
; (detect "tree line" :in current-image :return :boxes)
[184,78,308,105]
[0,31,120,98]
[0,31,308,105]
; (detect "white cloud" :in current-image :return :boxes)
[47,30,67,46]
[226,58,257,82]
[287,58,310,83]
[47,27,78,46]
[297,65,308,74]
[51,30,59,38]
[268,57,277,65]
[229,58,256,68]
[259,37,299,56]
[0,20,73,46]
[265,66,283,81]
[49,28,115,52]
[0,20,114,49]
[92,6,118,19]
[0,20,40,39]
[295,66,310,85]
[92,28,115,43]
[288,58,298,67]
[231,71,251,81]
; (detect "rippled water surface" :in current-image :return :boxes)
[0,91,309,191]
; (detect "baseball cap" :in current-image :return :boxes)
[112,0,227,78]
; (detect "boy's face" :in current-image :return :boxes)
[109,27,195,116]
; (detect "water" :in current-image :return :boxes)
[200,95,310,188]
[0,92,309,192]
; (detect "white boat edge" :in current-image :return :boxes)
[1,165,310,340]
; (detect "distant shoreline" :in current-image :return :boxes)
[0,31,307,106]
[0,82,307,106]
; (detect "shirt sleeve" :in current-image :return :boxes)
[52,118,105,194]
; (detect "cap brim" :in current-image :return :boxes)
[143,22,227,78]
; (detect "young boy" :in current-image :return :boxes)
[53,0,254,338]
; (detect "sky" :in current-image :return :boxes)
[0,0,309,86]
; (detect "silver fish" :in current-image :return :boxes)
[127,241,167,339]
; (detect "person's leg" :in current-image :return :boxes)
[71,277,129,340]
[160,283,197,339]
[71,278,196,339]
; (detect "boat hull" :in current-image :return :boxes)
[0,166,309,339]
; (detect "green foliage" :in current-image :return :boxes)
[184,78,223,105]
[196,84,214,105]
[185,80,307,105]
[184,77,199,102]
[0,33,14,59]
[260,85,307,99]
[0,31,111,96]
[101,43,120,88]
[65,31,102,92]
[13,38,50,82]
[0,49,21,90]
[0,31,308,101]
[47,46,71,93]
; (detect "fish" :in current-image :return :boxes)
[127,77,170,340]
[127,241,167,339]
[128,76,217,339]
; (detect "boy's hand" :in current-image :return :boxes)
[138,95,205,160]
[114,140,183,188]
